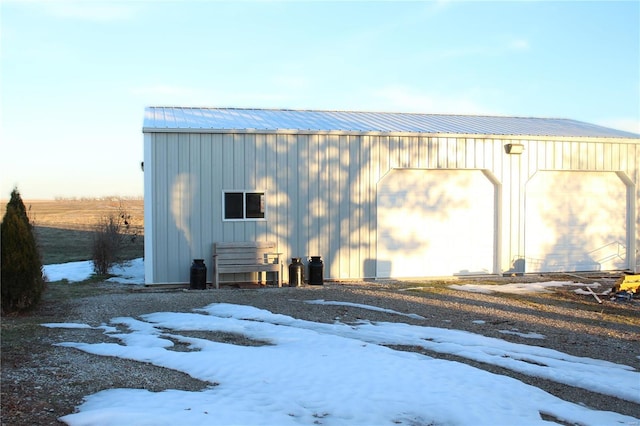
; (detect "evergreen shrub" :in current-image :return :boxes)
[1,189,46,314]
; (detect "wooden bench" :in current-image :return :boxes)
[212,241,283,289]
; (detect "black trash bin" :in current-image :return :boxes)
[308,256,323,285]
[289,258,304,287]
[190,259,207,290]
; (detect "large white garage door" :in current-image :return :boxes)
[377,169,495,277]
[525,171,628,273]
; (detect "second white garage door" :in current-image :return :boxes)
[524,171,628,272]
[377,169,496,278]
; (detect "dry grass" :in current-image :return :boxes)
[1,199,144,265]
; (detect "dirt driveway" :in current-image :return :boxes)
[2,276,639,425]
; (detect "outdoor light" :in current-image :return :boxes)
[504,143,525,154]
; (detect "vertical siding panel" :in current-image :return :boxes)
[552,141,561,169]
[571,142,579,169]
[379,136,390,178]
[390,135,398,170]
[370,135,380,182]
[603,143,612,170]
[245,134,257,241]
[563,142,572,170]
[319,134,330,272]
[361,135,373,277]
[434,138,447,169]
[408,136,416,168]
[396,136,404,168]
[585,142,593,169]
[338,135,350,278]
[221,134,234,241]
[275,134,288,251]
[155,134,169,282]
[611,143,620,170]
[308,134,321,256]
[449,138,458,168]
[150,135,159,283]
[417,136,427,168]
[190,133,203,259]
[620,143,629,172]
[435,137,444,168]
[233,134,245,188]
[166,135,179,281]
[465,138,475,169]
[527,139,537,178]
[200,134,213,272]
[254,134,268,240]
[348,135,361,277]
[457,138,466,168]
[475,138,485,169]
[177,133,191,280]
[540,140,551,170]
[516,139,527,267]
[408,136,418,168]
[436,137,445,168]
[594,143,604,170]
[483,138,494,172]
[288,135,306,257]
[404,135,412,168]
[427,137,436,168]
[493,140,503,182]
[580,142,588,169]
[370,135,380,275]
[298,134,310,261]
[234,134,246,241]
[264,134,277,243]
[159,135,169,281]
[245,134,256,189]
[344,136,362,278]
[211,134,223,244]
[328,134,341,278]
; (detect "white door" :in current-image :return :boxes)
[377,169,495,277]
[524,171,628,272]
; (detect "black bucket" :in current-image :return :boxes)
[190,259,207,290]
[289,257,304,287]
[308,256,324,285]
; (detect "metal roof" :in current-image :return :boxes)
[143,107,639,139]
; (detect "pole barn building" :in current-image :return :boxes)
[142,107,640,285]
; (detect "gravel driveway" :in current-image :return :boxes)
[2,277,639,425]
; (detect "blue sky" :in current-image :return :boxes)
[1,0,638,200]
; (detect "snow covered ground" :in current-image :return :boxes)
[42,260,639,425]
[43,258,145,284]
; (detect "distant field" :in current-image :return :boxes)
[1,199,144,265]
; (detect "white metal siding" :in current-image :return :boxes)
[144,131,639,283]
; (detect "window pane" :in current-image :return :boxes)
[245,193,265,219]
[224,192,243,219]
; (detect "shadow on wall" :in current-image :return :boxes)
[504,258,526,276]
[367,259,390,279]
[171,173,197,257]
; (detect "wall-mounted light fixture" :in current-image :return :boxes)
[504,143,525,155]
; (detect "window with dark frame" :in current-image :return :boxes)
[224,191,265,220]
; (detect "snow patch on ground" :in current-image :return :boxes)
[43,258,144,284]
[40,260,639,425]
[45,302,639,426]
